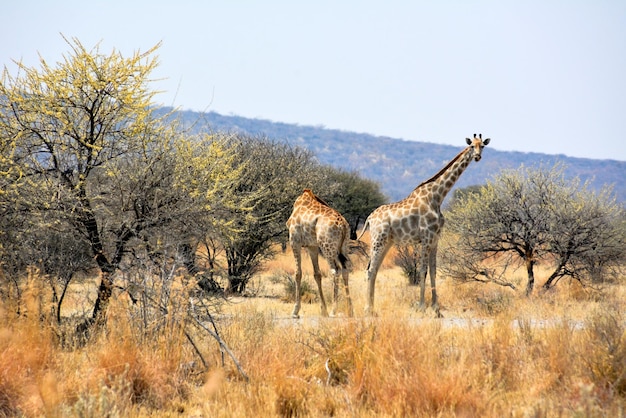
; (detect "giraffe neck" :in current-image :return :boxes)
[412,147,473,208]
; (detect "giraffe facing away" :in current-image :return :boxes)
[287,189,354,318]
[359,134,491,316]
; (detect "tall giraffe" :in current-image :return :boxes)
[287,189,354,318]
[360,134,490,316]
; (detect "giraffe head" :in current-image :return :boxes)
[465,133,490,161]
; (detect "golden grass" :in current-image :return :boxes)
[1,249,625,417]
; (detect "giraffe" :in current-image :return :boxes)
[287,189,354,318]
[359,134,491,316]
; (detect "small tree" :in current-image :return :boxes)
[394,245,422,285]
[543,185,625,287]
[442,163,625,294]
[210,135,322,293]
[0,36,172,323]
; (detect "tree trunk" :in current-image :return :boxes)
[542,258,568,290]
[76,189,116,323]
[525,256,535,296]
[56,276,73,324]
[180,242,198,274]
[227,276,247,294]
[91,272,113,321]
[542,274,557,290]
[542,275,559,290]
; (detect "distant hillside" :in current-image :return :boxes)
[165,108,626,204]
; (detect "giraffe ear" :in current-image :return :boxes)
[483,138,491,146]
[466,137,472,145]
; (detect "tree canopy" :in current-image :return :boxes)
[441,164,625,294]
[0,37,176,321]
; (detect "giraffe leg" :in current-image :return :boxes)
[330,243,353,317]
[308,248,329,317]
[321,245,341,317]
[342,266,353,317]
[418,245,429,312]
[328,258,353,317]
[429,242,442,318]
[329,258,339,317]
[365,240,391,315]
[291,244,303,318]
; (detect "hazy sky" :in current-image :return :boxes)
[3,1,626,161]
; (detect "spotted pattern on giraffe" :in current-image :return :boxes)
[287,189,353,318]
[359,134,490,316]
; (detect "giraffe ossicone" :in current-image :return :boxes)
[359,134,491,316]
[287,189,354,318]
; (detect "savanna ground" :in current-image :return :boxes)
[1,242,625,417]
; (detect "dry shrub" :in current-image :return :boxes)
[95,340,159,406]
[0,332,57,417]
[475,318,521,390]
[277,273,317,305]
[300,320,374,386]
[62,384,122,418]
[2,254,626,416]
[474,289,513,316]
[538,320,578,388]
[274,378,309,418]
[581,304,626,396]
[564,279,599,301]
[349,319,488,416]
[0,328,22,417]
[81,293,192,411]
[393,244,421,285]
[223,305,275,353]
[0,273,58,417]
[213,316,351,417]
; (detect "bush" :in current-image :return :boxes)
[393,245,421,285]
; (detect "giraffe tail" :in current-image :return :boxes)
[338,252,348,270]
[356,217,370,241]
[338,226,353,271]
[351,217,371,264]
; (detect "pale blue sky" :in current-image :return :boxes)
[3,1,626,161]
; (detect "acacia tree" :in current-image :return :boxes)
[441,164,625,295]
[214,135,325,293]
[543,184,625,287]
[167,133,249,291]
[0,37,172,323]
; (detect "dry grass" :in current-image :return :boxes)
[1,248,625,417]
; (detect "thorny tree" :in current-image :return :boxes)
[215,135,325,294]
[441,163,625,294]
[0,36,172,324]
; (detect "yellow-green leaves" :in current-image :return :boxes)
[0,36,163,184]
[174,134,244,207]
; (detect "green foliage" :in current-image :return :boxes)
[171,133,250,232]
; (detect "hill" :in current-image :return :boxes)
[166,108,626,203]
